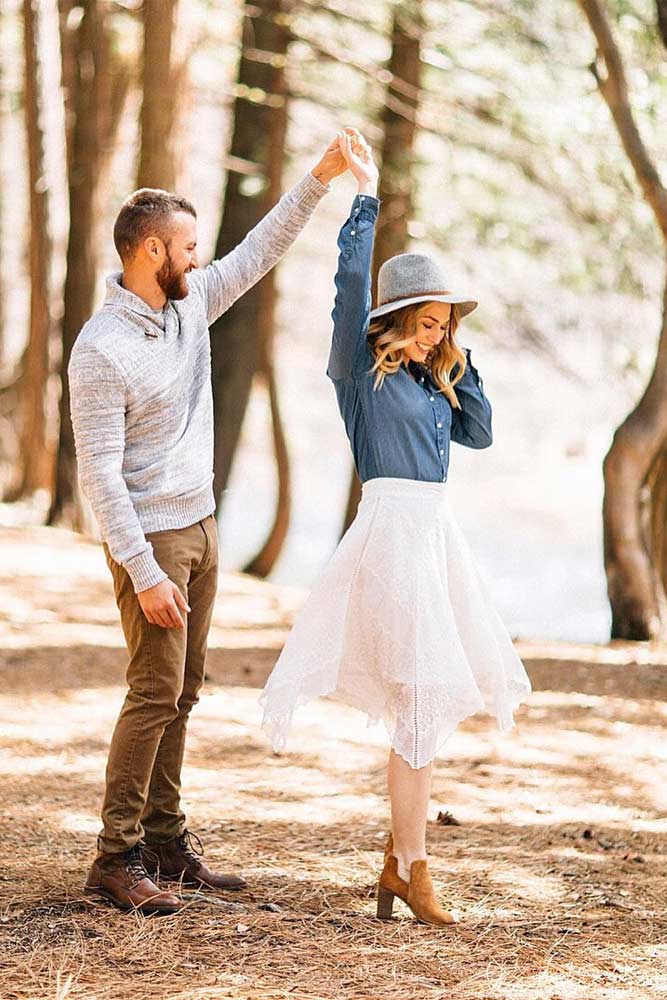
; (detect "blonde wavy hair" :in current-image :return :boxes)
[367,302,466,409]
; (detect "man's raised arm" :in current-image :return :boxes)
[194,132,351,326]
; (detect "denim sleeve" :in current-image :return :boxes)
[450,348,493,448]
[326,194,380,380]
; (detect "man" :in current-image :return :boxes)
[70,132,352,914]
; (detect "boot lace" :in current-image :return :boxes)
[177,829,204,867]
[123,844,156,888]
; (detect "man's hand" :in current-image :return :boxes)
[311,126,365,186]
[137,578,191,629]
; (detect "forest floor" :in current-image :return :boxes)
[1,525,667,1000]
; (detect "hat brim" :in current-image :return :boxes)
[369,293,478,321]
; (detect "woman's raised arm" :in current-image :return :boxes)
[327,193,380,379]
[326,131,380,381]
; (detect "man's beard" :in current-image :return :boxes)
[156,250,190,301]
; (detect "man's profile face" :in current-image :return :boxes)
[155,211,199,302]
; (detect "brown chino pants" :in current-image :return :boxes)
[98,514,218,854]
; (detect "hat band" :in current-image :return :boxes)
[378,289,452,307]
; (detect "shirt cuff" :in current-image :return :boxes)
[463,348,483,388]
[124,546,169,594]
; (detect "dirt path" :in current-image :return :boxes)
[1,527,667,1000]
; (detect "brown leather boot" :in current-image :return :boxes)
[377,857,409,918]
[142,830,247,891]
[406,860,457,926]
[377,834,457,926]
[84,845,182,915]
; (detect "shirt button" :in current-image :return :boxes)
[440,448,444,455]
[360,195,365,200]
[420,377,424,384]
[437,422,442,428]
[429,396,435,402]
[350,229,356,235]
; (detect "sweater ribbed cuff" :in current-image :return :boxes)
[295,171,331,209]
[124,546,169,594]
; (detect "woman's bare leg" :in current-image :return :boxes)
[387,748,433,881]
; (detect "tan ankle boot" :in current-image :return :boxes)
[406,860,457,926]
[377,841,409,918]
[377,834,457,926]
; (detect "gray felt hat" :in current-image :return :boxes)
[369,252,478,321]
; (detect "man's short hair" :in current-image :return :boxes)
[113,188,196,263]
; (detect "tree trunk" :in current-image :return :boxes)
[603,276,667,637]
[0,12,6,371]
[57,0,76,170]
[210,0,291,509]
[243,350,291,576]
[341,1,422,535]
[14,0,53,498]
[49,0,108,527]
[657,0,667,49]
[578,0,667,637]
[137,0,179,190]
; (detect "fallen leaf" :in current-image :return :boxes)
[436,810,461,826]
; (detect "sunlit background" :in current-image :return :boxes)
[2,0,667,642]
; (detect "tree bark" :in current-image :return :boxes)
[14,0,53,498]
[0,11,6,371]
[579,0,667,637]
[49,0,109,527]
[603,276,667,637]
[341,1,422,535]
[657,0,667,49]
[243,349,291,576]
[579,0,667,241]
[137,0,180,190]
[210,0,291,511]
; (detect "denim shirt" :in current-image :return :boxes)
[326,194,493,484]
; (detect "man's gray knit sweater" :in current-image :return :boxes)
[69,172,328,593]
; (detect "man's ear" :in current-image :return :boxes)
[143,235,163,261]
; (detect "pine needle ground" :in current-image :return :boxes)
[1,526,666,1000]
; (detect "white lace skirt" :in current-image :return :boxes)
[260,476,531,768]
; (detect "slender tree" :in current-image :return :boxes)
[341,0,423,534]
[137,0,180,190]
[0,11,6,370]
[243,337,291,576]
[578,0,667,638]
[658,0,667,45]
[49,0,109,526]
[210,0,291,520]
[15,0,53,498]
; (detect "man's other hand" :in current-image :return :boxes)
[137,579,191,629]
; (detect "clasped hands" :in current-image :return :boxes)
[311,127,379,194]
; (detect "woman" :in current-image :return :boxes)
[260,131,531,926]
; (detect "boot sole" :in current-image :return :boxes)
[155,873,247,891]
[83,885,182,915]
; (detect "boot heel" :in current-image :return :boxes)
[376,884,395,919]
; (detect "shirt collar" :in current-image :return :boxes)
[104,272,168,334]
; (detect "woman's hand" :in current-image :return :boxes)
[338,129,379,196]
[311,126,361,185]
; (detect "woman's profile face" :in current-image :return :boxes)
[402,301,452,365]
